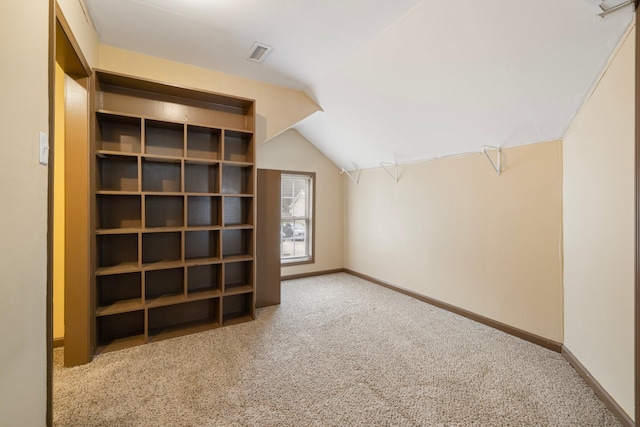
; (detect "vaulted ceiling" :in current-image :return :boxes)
[85,0,634,170]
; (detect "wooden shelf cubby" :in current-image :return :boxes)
[221,164,253,195]
[185,161,219,194]
[223,293,254,326]
[142,157,181,193]
[187,263,222,295]
[187,125,221,160]
[96,194,141,231]
[223,130,253,163]
[96,154,138,192]
[145,267,184,301]
[145,120,184,157]
[185,230,220,262]
[95,112,141,153]
[223,196,253,227]
[187,195,221,227]
[91,69,255,355]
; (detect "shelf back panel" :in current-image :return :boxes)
[98,86,251,131]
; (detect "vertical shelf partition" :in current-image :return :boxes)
[91,70,256,355]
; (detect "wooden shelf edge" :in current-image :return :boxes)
[96,227,141,235]
[184,158,221,165]
[142,154,182,163]
[145,294,186,309]
[142,260,185,271]
[147,321,219,343]
[222,224,253,230]
[96,109,144,120]
[96,334,146,355]
[96,299,144,316]
[222,160,253,167]
[222,313,253,327]
[143,227,185,233]
[96,149,141,158]
[222,255,253,262]
[96,263,140,276]
[223,127,254,135]
[96,190,141,196]
[223,285,253,296]
[185,225,223,231]
[220,193,254,197]
[186,289,222,300]
[184,257,222,267]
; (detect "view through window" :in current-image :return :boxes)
[281,173,313,263]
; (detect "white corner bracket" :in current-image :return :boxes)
[380,162,399,183]
[482,146,502,176]
[341,165,360,184]
[597,0,636,18]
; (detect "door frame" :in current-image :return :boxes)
[635,3,639,424]
[47,2,92,425]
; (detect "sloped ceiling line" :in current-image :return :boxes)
[85,0,634,170]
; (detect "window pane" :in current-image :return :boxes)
[281,175,309,218]
[281,173,312,262]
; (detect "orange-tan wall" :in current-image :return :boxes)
[563,23,635,419]
[344,141,564,342]
[257,129,345,276]
[56,0,99,67]
[0,1,50,425]
[54,62,66,341]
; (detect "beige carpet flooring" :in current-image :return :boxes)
[54,273,622,426]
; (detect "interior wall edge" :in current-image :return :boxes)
[562,346,635,427]
[281,268,346,282]
[563,18,636,140]
[344,269,562,353]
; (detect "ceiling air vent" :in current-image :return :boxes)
[246,42,273,63]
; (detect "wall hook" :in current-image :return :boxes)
[597,0,635,18]
[380,162,399,183]
[341,165,360,184]
[482,146,502,176]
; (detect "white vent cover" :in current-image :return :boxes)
[245,42,273,63]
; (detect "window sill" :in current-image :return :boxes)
[281,257,314,267]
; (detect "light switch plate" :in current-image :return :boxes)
[39,132,49,165]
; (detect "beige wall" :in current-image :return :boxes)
[345,141,564,342]
[99,45,321,144]
[563,24,635,419]
[257,130,344,276]
[0,1,50,425]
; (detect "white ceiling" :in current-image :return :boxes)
[85,0,634,170]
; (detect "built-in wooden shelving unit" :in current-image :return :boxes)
[91,70,256,354]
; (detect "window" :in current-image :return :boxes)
[281,172,314,264]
